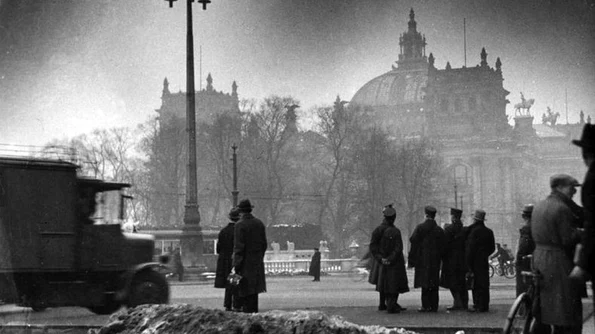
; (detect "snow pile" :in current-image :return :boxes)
[90,304,419,334]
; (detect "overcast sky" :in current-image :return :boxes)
[1,0,594,147]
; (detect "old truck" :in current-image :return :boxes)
[0,156,169,314]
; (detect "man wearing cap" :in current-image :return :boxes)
[532,174,583,332]
[369,204,408,312]
[570,124,595,312]
[408,205,445,312]
[232,199,268,313]
[515,204,535,297]
[215,207,241,311]
[465,209,495,312]
[440,208,469,311]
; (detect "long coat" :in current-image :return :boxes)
[532,191,583,327]
[308,251,321,277]
[440,220,467,290]
[409,218,445,288]
[214,222,235,288]
[376,224,409,294]
[515,224,535,296]
[465,220,495,290]
[368,220,391,285]
[578,160,595,277]
[233,213,268,297]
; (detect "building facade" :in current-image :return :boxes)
[350,9,585,247]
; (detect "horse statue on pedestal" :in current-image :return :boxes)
[514,93,535,116]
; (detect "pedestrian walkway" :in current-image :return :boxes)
[315,301,593,334]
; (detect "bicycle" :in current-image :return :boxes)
[490,259,516,279]
[503,255,553,334]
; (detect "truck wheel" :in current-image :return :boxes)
[88,294,121,315]
[128,270,169,308]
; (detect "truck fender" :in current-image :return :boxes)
[115,262,169,302]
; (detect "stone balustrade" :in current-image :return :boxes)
[264,258,360,275]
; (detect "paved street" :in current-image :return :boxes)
[0,274,591,332]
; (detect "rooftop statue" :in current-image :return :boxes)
[514,92,535,116]
[541,106,560,127]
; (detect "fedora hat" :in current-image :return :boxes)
[237,199,254,211]
[472,209,487,222]
[572,124,595,150]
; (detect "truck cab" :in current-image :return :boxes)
[0,156,169,314]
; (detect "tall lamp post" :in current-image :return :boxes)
[231,144,239,207]
[165,0,210,271]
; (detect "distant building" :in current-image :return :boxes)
[350,9,585,246]
[156,73,240,125]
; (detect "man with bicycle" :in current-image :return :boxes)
[532,174,584,333]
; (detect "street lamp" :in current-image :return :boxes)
[164,0,210,271]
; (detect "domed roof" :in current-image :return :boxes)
[351,67,428,107]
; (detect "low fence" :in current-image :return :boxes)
[264,258,359,275]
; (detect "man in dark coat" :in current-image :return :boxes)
[533,174,583,333]
[375,204,409,313]
[172,247,184,282]
[214,207,241,311]
[515,204,535,297]
[465,209,495,312]
[440,208,468,311]
[233,199,268,313]
[570,124,595,313]
[308,248,321,281]
[408,205,445,312]
[368,205,393,311]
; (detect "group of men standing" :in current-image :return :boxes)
[369,205,496,314]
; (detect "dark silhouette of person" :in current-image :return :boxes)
[309,248,321,281]
[515,204,535,296]
[215,207,241,311]
[375,204,409,313]
[408,205,445,312]
[440,208,469,311]
[232,199,268,313]
[465,209,496,312]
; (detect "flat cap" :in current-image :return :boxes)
[425,206,437,216]
[550,174,580,188]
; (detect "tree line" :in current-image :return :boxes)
[42,95,444,255]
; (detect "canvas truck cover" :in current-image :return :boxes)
[0,157,78,271]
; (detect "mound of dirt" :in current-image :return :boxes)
[90,304,419,334]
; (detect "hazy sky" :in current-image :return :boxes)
[1,0,594,147]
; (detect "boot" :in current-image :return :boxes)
[378,292,387,311]
[386,295,400,314]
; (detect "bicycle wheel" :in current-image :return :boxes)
[503,292,533,334]
[505,265,516,279]
[489,265,495,278]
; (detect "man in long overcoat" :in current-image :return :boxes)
[533,174,583,333]
[465,209,495,312]
[515,204,535,297]
[308,248,321,281]
[440,208,468,311]
[214,207,241,311]
[233,199,268,313]
[375,205,409,313]
[368,205,394,311]
[570,124,595,315]
[408,205,445,312]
